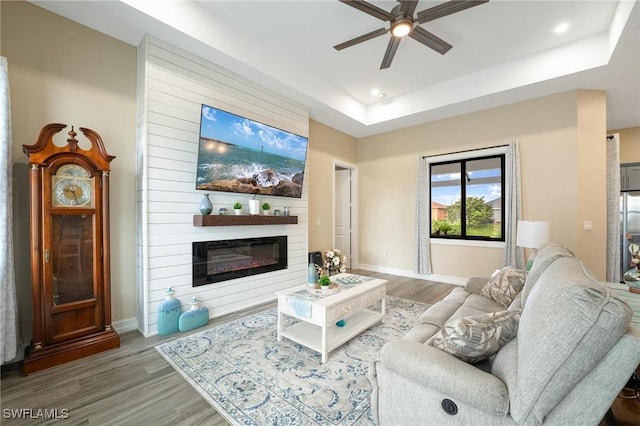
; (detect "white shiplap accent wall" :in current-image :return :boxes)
[136,36,309,336]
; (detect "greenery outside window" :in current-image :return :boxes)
[430,154,505,241]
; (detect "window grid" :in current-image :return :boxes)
[430,154,505,242]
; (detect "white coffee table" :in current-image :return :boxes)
[276,273,387,363]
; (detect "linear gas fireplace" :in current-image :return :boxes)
[192,236,287,286]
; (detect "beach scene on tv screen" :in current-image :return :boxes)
[196,105,308,198]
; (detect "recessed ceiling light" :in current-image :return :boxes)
[371,88,385,98]
[553,22,569,34]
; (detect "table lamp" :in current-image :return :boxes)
[516,220,550,270]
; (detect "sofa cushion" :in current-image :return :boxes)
[401,323,441,343]
[480,267,527,307]
[417,301,465,328]
[511,257,632,425]
[426,310,521,364]
[520,242,574,307]
[417,287,470,327]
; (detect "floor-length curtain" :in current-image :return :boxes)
[503,141,524,269]
[606,135,621,283]
[0,56,19,363]
[415,156,432,274]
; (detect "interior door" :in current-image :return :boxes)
[335,168,351,268]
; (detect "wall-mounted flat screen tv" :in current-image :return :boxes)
[195,104,308,198]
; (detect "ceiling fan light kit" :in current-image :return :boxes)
[335,0,489,69]
[391,19,413,37]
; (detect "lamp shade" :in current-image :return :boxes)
[516,220,550,249]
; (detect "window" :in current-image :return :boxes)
[430,153,505,241]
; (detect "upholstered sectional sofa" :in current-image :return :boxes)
[370,243,640,425]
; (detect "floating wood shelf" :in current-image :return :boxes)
[193,215,298,226]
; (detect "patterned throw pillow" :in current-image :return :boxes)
[480,267,527,307]
[427,310,521,364]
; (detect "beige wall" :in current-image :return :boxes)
[357,90,608,279]
[2,2,138,331]
[576,90,607,277]
[308,120,358,252]
[612,126,640,163]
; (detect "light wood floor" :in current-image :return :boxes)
[2,271,637,425]
[0,271,454,425]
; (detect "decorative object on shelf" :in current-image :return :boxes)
[273,209,281,216]
[318,275,331,287]
[249,198,260,215]
[233,201,242,215]
[178,297,209,332]
[307,263,318,287]
[158,287,182,336]
[199,194,213,215]
[336,319,346,327]
[318,274,340,294]
[262,202,271,215]
[283,206,290,216]
[324,248,347,276]
[218,207,228,215]
[624,243,640,293]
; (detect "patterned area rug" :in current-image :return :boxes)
[156,296,429,425]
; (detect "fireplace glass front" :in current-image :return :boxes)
[192,236,287,286]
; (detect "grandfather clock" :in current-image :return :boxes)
[22,123,120,374]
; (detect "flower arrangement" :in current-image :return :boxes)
[625,243,640,293]
[629,243,640,268]
[324,248,347,275]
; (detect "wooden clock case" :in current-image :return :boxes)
[22,123,120,374]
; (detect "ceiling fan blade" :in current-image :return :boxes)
[417,0,489,24]
[334,27,388,51]
[399,0,420,17]
[339,0,393,21]
[380,37,402,69]
[408,26,452,55]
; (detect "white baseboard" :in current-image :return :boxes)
[112,317,139,334]
[356,263,467,286]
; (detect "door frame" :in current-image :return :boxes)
[333,160,358,270]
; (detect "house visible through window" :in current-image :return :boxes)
[430,153,505,241]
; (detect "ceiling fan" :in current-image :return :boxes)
[334,0,489,69]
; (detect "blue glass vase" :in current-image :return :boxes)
[199,194,213,215]
[178,297,209,332]
[307,263,318,286]
[158,287,181,335]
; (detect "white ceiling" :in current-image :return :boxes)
[31,0,640,138]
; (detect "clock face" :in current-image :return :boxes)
[52,164,94,207]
